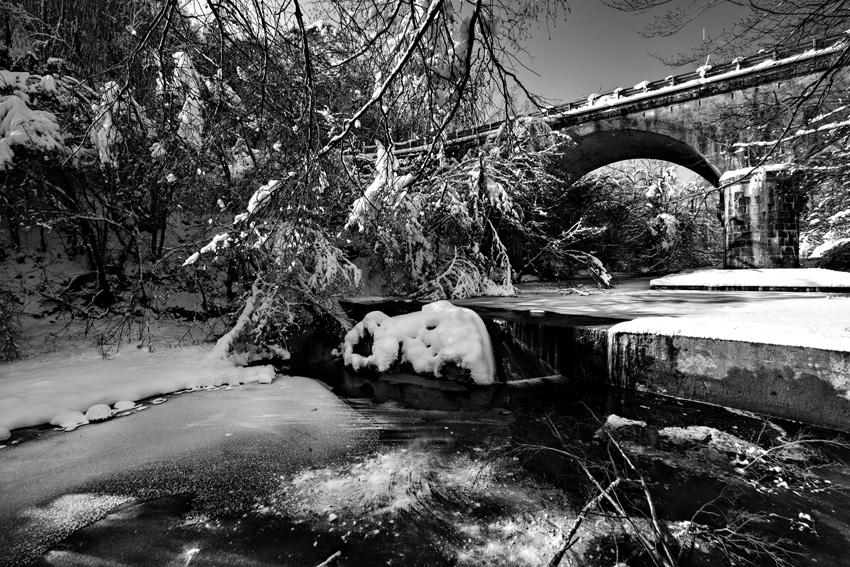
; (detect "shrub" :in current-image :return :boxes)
[0,291,21,362]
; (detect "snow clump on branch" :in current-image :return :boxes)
[0,95,64,169]
[172,51,205,150]
[345,141,414,231]
[343,300,496,385]
[90,81,122,167]
[0,71,66,168]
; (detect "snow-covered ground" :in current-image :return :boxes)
[651,268,850,289]
[0,345,274,439]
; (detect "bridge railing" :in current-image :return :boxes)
[361,31,850,158]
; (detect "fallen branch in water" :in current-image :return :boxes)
[314,550,342,567]
[548,477,622,567]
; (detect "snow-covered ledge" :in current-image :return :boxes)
[343,301,496,385]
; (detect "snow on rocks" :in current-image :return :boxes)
[343,300,496,385]
[0,427,10,441]
[658,425,766,457]
[594,414,647,437]
[253,366,275,384]
[50,410,88,430]
[0,344,278,433]
[85,404,112,421]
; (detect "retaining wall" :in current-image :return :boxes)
[609,331,850,430]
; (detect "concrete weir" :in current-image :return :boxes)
[344,281,850,431]
[608,331,850,431]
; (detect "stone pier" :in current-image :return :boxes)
[721,165,804,268]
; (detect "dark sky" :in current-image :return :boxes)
[519,1,750,104]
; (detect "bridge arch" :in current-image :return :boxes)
[555,117,725,187]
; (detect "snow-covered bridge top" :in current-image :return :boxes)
[366,31,850,159]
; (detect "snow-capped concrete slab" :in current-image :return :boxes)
[607,294,850,430]
[607,294,850,352]
[650,268,850,292]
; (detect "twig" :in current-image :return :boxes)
[314,550,342,567]
[548,478,622,567]
[318,0,446,156]
[607,433,677,567]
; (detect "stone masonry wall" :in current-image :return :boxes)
[724,167,802,268]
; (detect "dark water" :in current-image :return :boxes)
[322,369,850,567]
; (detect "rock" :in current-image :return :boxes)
[594,414,647,438]
[50,410,88,429]
[85,404,112,421]
[256,366,275,384]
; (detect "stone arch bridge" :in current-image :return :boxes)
[370,32,850,268]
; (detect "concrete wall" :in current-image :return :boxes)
[609,331,850,431]
[486,318,610,382]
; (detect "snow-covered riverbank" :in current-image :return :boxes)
[0,345,275,439]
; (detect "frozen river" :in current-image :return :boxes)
[0,377,382,565]
[5,369,850,566]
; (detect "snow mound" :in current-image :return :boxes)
[50,410,88,430]
[0,345,276,432]
[343,300,496,385]
[84,404,112,422]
